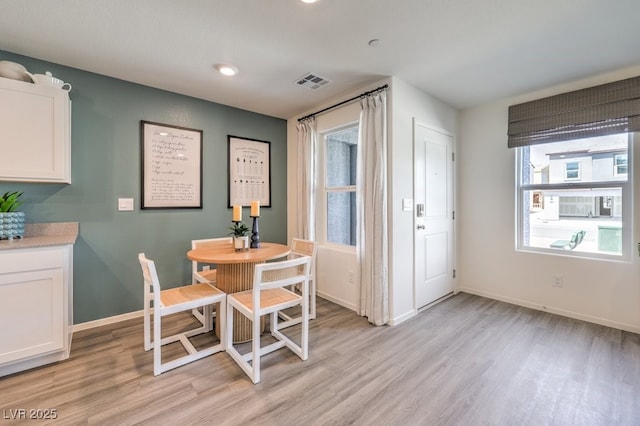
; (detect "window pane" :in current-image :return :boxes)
[614,154,628,175]
[519,133,631,258]
[522,134,629,184]
[326,126,358,187]
[327,191,356,246]
[522,188,623,255]
[565,162,580,180]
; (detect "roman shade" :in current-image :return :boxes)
[508,76,640,148]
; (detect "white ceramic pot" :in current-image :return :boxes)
[0,61,31,82]
[233,236,249,251]
[25,71,72,91]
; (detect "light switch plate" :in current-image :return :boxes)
[402,198,413,211]
[118,198,134,211]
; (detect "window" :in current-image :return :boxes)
[564,161,580,180]
[517,134,631,258]
[509,75,638,260]
[614,153,628,176]
[323,125,358,246]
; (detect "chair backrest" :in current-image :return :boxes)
[191,237,233,273]
[192,237,233,250]
[569,230,586,249]
[290,238,316,276]
[138,253,161,306]
[291,238,316,258]
[253,256,312,296]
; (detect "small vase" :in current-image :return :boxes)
[234,236,249,251]
[0,211,25,240]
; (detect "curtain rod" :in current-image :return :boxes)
[297,84,388,123]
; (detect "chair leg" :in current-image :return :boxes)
[217,300,226,349]
[153,308,162,376]
[301,295,309,360]
[252,312,261,384]
[309,279,316,320]
[225,300,233,353]
[144,296,151,351]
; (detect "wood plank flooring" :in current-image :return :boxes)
[1,293,639,425]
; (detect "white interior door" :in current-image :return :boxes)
[414,121,454,309]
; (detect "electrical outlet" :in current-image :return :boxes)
[552,275,564,288]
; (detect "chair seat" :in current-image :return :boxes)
[231,288,302,312]
[161,282,224,308]
[549,239,571,249]
[194,269,217,283]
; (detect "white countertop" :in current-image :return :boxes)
[0,222,78,250]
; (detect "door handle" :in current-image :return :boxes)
[417,224,425,230]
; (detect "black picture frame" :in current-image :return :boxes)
[140,120,203,209]
[227,135,271,208]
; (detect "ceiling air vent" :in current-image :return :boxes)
[295,72,332,90]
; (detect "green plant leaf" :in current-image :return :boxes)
[0,191,23,212]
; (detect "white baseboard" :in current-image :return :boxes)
[73,310,144,332]
[458,287,640,335]
[388,309,417,326]
[317,291,357,312]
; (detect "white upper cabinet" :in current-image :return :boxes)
[0,77,71,183]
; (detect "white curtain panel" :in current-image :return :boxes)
[356,91,389,325]
[296,118,317,240]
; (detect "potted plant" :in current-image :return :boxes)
[228,222,250,251]
[0,191,25,240]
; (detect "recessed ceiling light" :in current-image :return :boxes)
[215,64,238,76]
[301,0,317,3]
[368,39,382,48]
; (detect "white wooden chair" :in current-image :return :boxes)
[191,237,232,329]
[226,255,312,384]
[138,253,226,376]
[278,238,317,328]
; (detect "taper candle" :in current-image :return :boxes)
[232,205,242,222]
[250,200,260,217]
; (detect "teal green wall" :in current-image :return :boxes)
[0,51,288,324]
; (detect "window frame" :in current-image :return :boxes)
[564,161,581,181]
[614,153,628,176]
[316,115,359,251]
[516,134,633,262]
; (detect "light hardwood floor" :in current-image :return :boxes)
[2,293,639,425]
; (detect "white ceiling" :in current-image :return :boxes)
[1,0,640,119]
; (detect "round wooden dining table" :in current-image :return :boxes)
[187,242,291,343]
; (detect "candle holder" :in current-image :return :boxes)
[250,216,261,248]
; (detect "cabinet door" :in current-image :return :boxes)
[0,78,71,183]
[0,268,65,364]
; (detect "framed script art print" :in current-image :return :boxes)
[227,135,271,207]
[140,121,203,209]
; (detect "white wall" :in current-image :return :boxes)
[458,65,640,333]
[287,76,459,325]
[387,77,458,324]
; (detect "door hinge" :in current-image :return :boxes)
[453,269,456,279]
[452,210,455,220]
[452,152,455,162]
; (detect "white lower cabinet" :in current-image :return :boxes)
[0,245,73,377]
